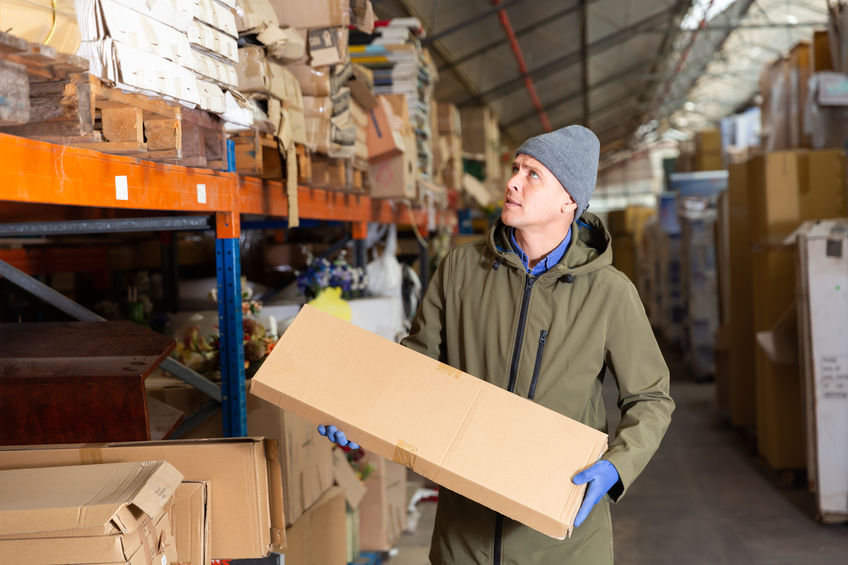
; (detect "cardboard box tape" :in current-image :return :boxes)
[250,305,608,539]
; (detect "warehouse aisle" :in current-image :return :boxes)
[391,368,848,564]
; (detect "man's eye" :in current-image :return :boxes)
[511,166,519,174]
[529,170,539,179]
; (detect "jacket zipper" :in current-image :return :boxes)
[528,330,548,400]
[495,275,536,565]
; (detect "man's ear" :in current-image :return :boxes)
[562,201,578,215]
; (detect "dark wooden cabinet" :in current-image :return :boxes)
[0,321,175,445]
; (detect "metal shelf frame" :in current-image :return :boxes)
[0,133,455,438]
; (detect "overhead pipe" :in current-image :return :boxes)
[492,0,551,132]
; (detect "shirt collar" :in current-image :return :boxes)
[509,227,572,276]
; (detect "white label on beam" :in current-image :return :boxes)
[197,183,207,204]
[115,176,128,201]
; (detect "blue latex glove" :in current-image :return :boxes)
[317,425,360,449]
[571,460,620,528]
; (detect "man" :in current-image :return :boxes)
[321,125,674,564]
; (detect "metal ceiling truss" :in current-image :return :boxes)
[458,6,682,107]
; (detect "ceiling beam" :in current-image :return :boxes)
[422,0,532,44]
[508,89,642,137]
[503,62,649,128]
[458,7,677,107]
[436,0,602,72]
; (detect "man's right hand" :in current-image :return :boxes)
[317,425,360,449]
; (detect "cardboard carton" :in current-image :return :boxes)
[332,449,367,510]
[237,0,279,33]
[283,487,347,565]
[438,102,461,136]
[169,482,210,565]
[193,0,238,38]
[237,45,291,100]
[358,452,406,552]
[250,306,609,540]
[0,438,285,560]
[189,19,239,62]
[366,97,404,162]
[269,0,350,29]
[369,130,417,199]
[287,64,332,96]
[0,461,181,564]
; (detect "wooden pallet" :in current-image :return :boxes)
[309,155,367,192]
[231,130,311,184]
[0,31,225,168]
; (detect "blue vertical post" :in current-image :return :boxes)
[217,138,247,437]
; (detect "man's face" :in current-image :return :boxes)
[501,154,577,232]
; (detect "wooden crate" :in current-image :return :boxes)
[309,155,367,192]
[0,31,225,168]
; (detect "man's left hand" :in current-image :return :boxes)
[572,460,620,527]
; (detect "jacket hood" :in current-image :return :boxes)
[486,212,612,277]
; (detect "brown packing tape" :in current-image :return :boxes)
[392,440,419,469]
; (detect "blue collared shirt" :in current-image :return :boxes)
[509,228,572,276]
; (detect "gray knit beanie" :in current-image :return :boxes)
[515,125,600,218]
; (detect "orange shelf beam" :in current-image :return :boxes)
[0,133,236,213]
[0,133,456,230]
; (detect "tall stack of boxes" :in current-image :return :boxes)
[461,106,503,202]
[437,102,464,190]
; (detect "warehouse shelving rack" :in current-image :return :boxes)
[0,132,455,437]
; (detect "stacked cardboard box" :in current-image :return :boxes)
[0,461,182,565]
[358,452,407,552]
[350,18,437,181]
[694,128,723,171]
[608,205,656,284]
[0,437,286,560]
[741,149,847,469]
[461,106,502,201]
[438,102,463,190]
[759,41,812,152]
[367,94,418,199]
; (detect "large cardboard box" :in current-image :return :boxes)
[800,150,847,220]
[0,438,285,560]
[237,45,291,100]
[438,102,461,136]
[250,306,609,540]
[269,0,350,28]
[752,246,805,470]
[170,481,210,565]
[366,97,404,162]
[0,461,181,564]
[358,452,406,552]
[727,162,757,432]
[788,42,812,148]
[611,233,637,283]
[795,219,848,521]
[284,487,347,565]
[747,151,804,245]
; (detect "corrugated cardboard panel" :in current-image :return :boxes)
[0,461,181,538]
[250,306,608,540]
[284,486,347,565]
[0,438,285,560]
[169,481,210,565]
[358,452,406,552]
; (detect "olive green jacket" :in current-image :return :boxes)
[401,213,674,565]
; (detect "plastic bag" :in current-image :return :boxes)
[366,224,403,297]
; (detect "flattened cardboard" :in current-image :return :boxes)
[193,0,238,38]
[283,487,347,565]
[0,511,174,565]
[332,448,366,509]
[0,461,182,538]
[358,452,406,552]
[0,438,285,559]
[236,0,279,33]
[250,306,609,539]
[169,481,210,565]
[189,19,239,62]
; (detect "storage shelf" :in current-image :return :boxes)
[0,133,455,230]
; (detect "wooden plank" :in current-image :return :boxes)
[72,140,148,153]
[102,106,144,143]
[145,118,181,151]
[0,58,29,126]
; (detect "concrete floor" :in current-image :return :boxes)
[388,364,848,564]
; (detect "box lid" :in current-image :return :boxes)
[0,461,182,538]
